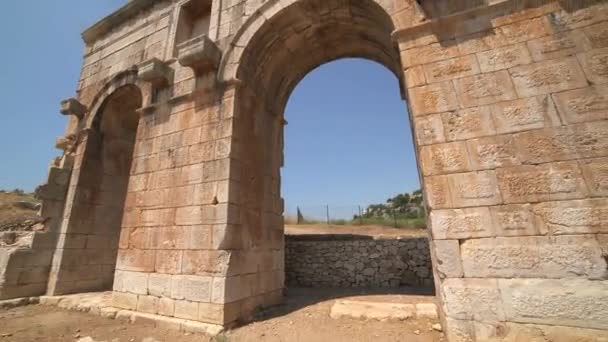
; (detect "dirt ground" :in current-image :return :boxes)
[285,224,428,238]
[0,288,442,342]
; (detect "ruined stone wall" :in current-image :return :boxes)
[285,235,433,288]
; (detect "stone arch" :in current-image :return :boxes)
[84,68,144,130]
[47,83,143,295]
[217,0,416,86]
[222,0,427,319]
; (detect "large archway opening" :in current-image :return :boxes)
[231,0,434,317]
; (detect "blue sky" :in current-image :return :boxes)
[0,2,420,212]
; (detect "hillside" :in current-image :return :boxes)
[0,190,43,232]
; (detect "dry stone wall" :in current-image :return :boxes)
[285,235,433,288]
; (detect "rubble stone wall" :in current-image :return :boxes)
[285,235,433,288]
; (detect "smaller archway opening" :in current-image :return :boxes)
[72,84,142,291]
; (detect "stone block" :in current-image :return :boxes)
[441,106,496,141]
[137,295,159,314]
[177,35,221,73]
[401,42,460,68]
[441,278,505,322]
[476,43,532,72]
[116,249,156,272]
[580,157,608,196]
[181,250,231,276]
[509,57,588,97]
[329,300,415,321]
[211,276,251,304]
[430,207,494,240]
[158,297,175,316]
[466,135,517,172]
[198,301,240,325]
[409,82,459,116]
[420,142,471,176]
[490,204,538,237]
[527,29,590,62]
[499,278,608,330]
[552,84,608,124]
[578,47,608,84]
[404,65,426,88]
[453,71,517,108]
[433,240,463,278]
[460,236,606,279]
[413,114,445,145]
[497,162,589,203]
[174,299,199,320]
[424,55,480,83]
[112,292,138,310]
[532,198,608,235]
[489,95,560,134]
[522,123,608,163]
[423,175,452,209]
[475,321,608,342]
[584,22,608,49]
[447,171,502,207]
[148,273,172,297]
[155,250,182,274]
[444,318,475,342]
[114,270,148,295]
[172,275,212,303]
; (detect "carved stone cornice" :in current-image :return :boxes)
[177,35,222,74]
[60,98,87,120]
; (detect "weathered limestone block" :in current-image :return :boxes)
[423,55,480,83]
[430,207,493,239]
[475,321,608,342]
[441,107,496,141]
[552,84,608,124]
[476,43,532,72]
[577,47,608,84]
[532,198,608,235]
[171,275,212,303]
[490,204,538,237]
[466,135,520,170]
[423,175,452,209]
[420,142,471,175]
[441,278,505,322]
[496,162,588,203]
[404,65,426,88]
[453,71,516,108]
[444,318,475,342]
[409,82,458,116]
[513,122,608,164]
[433,240,463,278]
[489,95,560,134]
[509,57,588,97]
[460,236,606,279]
[499,278,608,330]
[447,171,502,207]
[580,157,608,196]
[527,29,590,62]
[414,114,445,145]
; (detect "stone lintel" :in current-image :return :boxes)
[60,98,87,119]
[81,0,159,45]
[138,58,173,86]
[177,35,222,74]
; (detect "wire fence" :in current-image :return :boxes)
[284,204,426,229]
